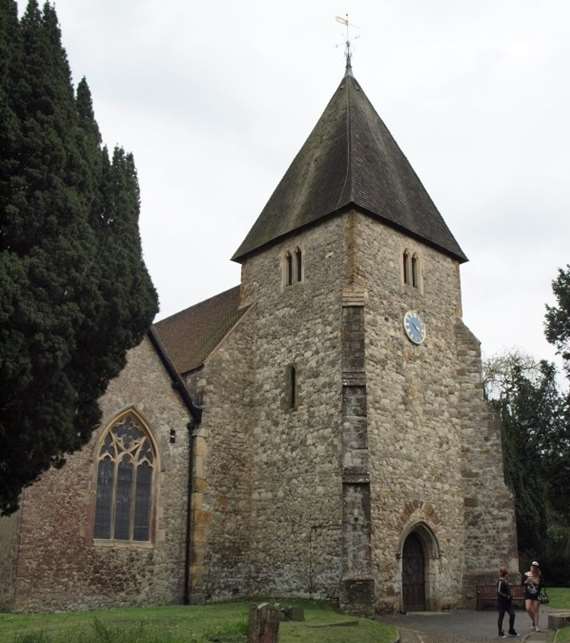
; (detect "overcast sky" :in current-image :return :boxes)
[16,0,570,370]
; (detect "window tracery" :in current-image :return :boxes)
[94,412,156,542]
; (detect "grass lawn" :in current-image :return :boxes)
[548,587,570,642]
[0,599,397,643]
[549,587,570,610]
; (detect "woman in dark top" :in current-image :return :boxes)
[522,561,542,632]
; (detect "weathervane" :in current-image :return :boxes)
[335,14,359,72]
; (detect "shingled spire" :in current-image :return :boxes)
[232,69,467,263]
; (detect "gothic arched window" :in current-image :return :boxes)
[94,412,156,542]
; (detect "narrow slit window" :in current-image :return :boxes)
[403,251,410,285]
[285,252,293,286]
[295,247,302,282]
[287,365,297,409]
[411,255,418,288]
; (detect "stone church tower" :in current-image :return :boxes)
[0,63,518,613]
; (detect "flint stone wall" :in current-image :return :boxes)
[8,336,191,612]
[456,321,518,606]
[183,308,255,602]
[350,211,515,611]
[352,212,464,611]
[239,217,345,598]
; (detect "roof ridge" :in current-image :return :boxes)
[336,73,353,209]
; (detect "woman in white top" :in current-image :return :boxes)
[522,561,543,632]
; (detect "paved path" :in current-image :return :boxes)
[381,608,554,643]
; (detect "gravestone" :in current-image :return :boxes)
[248,603,280,643]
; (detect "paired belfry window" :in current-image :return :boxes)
[94,412,156,542]
[403,250,421,289]
[284,247,303,286]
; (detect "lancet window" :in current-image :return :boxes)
[295,247,303,282]
[411,254,418,288]
[403,250,410,285]
[94,412,156,542]
[287,364,297,409]
[283,247,304,287]
[403,249,421,290]
[285,252,293,286]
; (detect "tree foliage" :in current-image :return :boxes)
[545,264,570,374]
[0,0,158,515]
[484,351,570,583]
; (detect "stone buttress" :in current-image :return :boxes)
[340,284,374,610]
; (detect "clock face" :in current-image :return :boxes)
[403,311,426,345]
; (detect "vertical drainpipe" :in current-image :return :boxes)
[183,418,195,605]
[146,328,201,606]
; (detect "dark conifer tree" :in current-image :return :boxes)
[0,1,158,514]
[0,0,22,242]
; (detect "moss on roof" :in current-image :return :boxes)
[232,71,466,263]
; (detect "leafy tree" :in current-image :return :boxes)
[545,264,570,374]
[0,1,157,515]
[484,351,570,582]
[544,269,570,517]
[543,265,570,580]
[484,354,549,554]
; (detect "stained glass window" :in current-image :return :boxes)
[93,413,156,542]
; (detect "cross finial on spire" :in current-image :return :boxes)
[335,14,358,76]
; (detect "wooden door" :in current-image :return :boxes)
[402,532,426,611]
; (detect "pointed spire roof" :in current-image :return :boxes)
[232,69,467,263]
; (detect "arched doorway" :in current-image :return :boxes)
[402,532,426,611]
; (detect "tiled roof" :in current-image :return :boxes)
[154,286,245,375]
[232,70,467,263]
